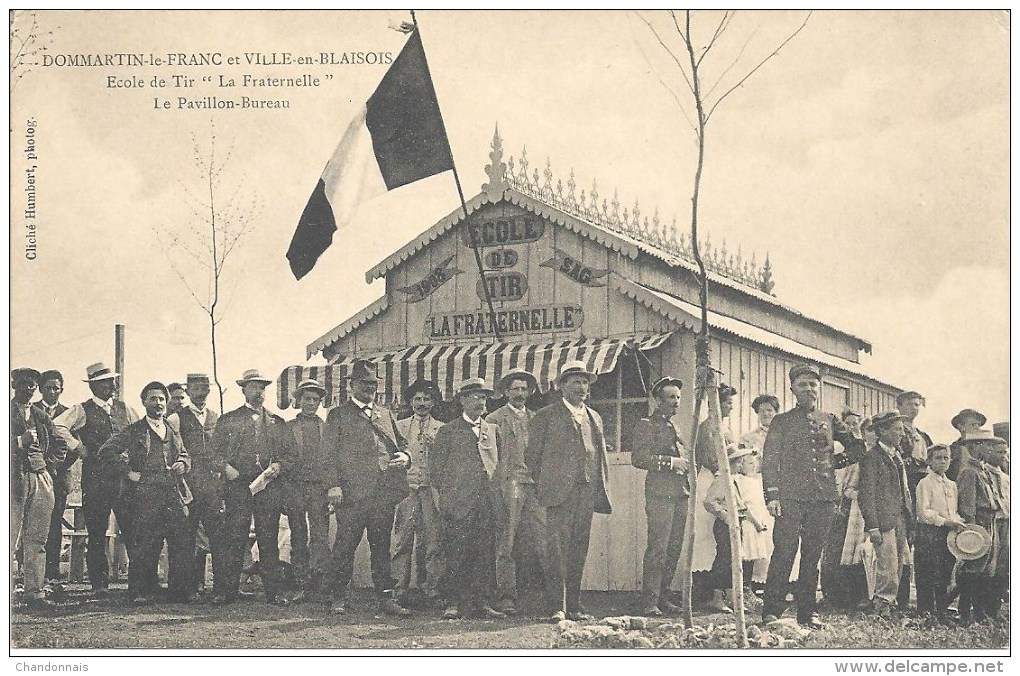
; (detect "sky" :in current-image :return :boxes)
[8,9,1009,443]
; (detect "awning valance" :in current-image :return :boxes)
[277,333,672,409]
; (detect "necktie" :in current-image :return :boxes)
[418,418,427,444]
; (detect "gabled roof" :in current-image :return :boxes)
[364,185,871,353]
[306,295,388,360]
[613,276,897,391]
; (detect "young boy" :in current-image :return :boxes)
[914,444,966,623]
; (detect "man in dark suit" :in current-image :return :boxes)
[209,369,295,606]
[52,362,139,597]
[527,360,612,622]
[857,410,912,618]
[99,381,192,604]
[166,373,220,595]
[37,369,74,591]
[631,376,689,617]
[280,378,331,600]
[761,363,864,629]
[430,378,506,620]
[323,360,412,617]
[11,367,65,608]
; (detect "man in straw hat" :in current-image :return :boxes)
[631,376,689,617]
[430,377,505,619]
[280,378,331,601]
[955,429,1010,624]
[53,362,139,597]
[98,381,193,604]
[11,367,65,608]
[392,379,445,609]
[527,360,611,622]
[209,369,294,606]
[858,410,914,619]
[486,369,548,616]
[322,359,412,617]
[760,363,864,629]
[948,408,987,481]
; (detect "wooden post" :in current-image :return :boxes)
[114,324,125,400]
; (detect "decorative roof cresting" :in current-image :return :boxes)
[484,125,776,295]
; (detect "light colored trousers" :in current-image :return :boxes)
[873,513,909,604]
[495,481,550,604]
[12,471,55,598]
[391,486,444,597]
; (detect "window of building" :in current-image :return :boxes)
[588,351,653,455]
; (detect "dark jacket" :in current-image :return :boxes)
[10,399,65,477]
[526,399,611,514]
[98,418,191,487]
[430,417,498,519]
[323,400,409,506]
[37,402,75,494]
[858,443,913,533]
[210,405,294,484]
[167,407,219,500]
[898,423,933,504]
[761,405,864,503]
[631,413,690,500]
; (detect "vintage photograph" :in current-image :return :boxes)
[8,9,1009,658]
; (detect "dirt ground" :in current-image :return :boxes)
[10,583,1010,650]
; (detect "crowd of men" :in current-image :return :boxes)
[10,358,1009,629]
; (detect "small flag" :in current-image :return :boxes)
[287,29,454,280]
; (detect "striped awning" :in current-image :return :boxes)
[276,333,672,409]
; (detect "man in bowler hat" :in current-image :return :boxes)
[323,359,412,617]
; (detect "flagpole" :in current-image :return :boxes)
[410,10,504,342]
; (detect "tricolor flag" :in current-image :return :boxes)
[287,29,454,280]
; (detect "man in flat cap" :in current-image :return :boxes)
[166,373,221,596]
[948,408,987,481]
[392,379,445,608]
[11,368,65,608]
[857,411,913,618]
[430,378,505,619]
[761,363,864,628]
[527,360,611,622]
[209,369,294,605]
[281,378,331,600]
[322,359,412,617]
[36,369,73,592]
[53,362,139,597]
[99,381,192,604]
[486,369,547,616]
[631,376,689,617]
[894,390,932,610]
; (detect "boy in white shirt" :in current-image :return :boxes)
[914,444,966,623]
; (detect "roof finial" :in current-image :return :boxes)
[482,122,507,199]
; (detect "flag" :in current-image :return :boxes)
[287,30,454,280]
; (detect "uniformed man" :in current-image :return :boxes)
[52,362,140,597]
[630,376,689,617]
[761,363,864,628]
[209,369,295,606]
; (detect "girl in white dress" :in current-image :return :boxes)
[734,450,773,593]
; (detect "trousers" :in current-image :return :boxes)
[392,487,444,598]
[494,481,550,604]
[12,471,55,598]
[641,488,688,606]
[545,482,595,614]
[764,499,836,621]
